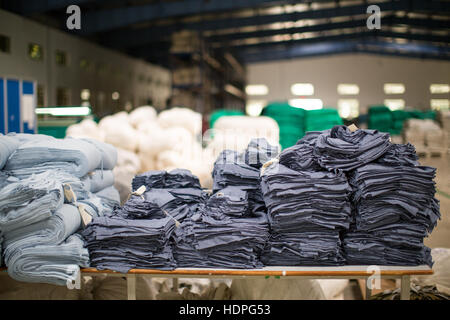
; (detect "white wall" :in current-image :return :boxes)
[0,9,171,116]
[247,54,450,114]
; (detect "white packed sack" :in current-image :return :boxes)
[316,279,349,300]
[158,107,202,137]
[66,119,104,141]
[412,248,450,295]
[137,123,169,157]
[129,106,157,129]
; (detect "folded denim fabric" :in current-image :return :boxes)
[5,234,89,286]
[0,172,18,191]
[173,207,270,269]
[2,204,81,251]
[4,137,102,178]
[207,186,250,218]
[82,215,176,272]
[0,135,20,170]
[0,172,64,233]
[314,126,391,172]
[94,186,121,209]
[278,131,322,171]
[244,138,279,169]
[81,138,117,170]
[132,169,201,191]
[343,142,440,267]
[84,170,115,193]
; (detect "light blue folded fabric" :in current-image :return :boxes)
[5,234,89,286]
[81,138,117,170]
[0,135,20,170]
[0,172,64,233]
[4,137,102,178]
[85,170,115,193]
[2,204,81,254]
[95,186,121,208]
[78,195,112,218]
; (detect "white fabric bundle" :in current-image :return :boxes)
[66,119,104,141]
[98,112,138,152]
[158,107,202,137]
[412,248,450,295]
[129,106,157,129]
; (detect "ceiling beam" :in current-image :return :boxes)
[3,0,101,15]
[240,40,450,63]
[99,0,450,48]
[81,0,290,35]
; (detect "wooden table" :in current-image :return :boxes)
[80,265,433,300]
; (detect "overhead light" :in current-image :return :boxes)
[291,83,314,96]
[431,99,449,111]
[81,89,90,101]
[289,98,323,110]
[245,84,268,96]
[36,106,91,116]
[112,91,120,100]
[338,99,359,119]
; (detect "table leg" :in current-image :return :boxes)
[365,278,372,300]
[400,275,410,300]
[127,274,136,300]
[172,278,179,292]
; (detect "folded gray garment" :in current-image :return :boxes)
[84,170,115,193]
[0,172,18,191]
[314,125,391,172]
[279,132,322,171]
[81,138,117,170]
[0,171,64,233]
[2,204,81,260]
[95,186,121,209]
[5,234,89,286]
[244,138,279,169]
[0,135,20,170]
[79,194,113,218]
[4,137,102,178]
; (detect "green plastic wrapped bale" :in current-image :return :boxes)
[304,108,343,132]
[368,105,393,133]
[210,109,245,128]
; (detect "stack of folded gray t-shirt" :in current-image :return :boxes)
[343,143,440,266]
[260,155,352,266]
[82,215,176,272]
[173,190,270,269]
[132,169,201,191]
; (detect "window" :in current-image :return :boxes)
[56,87,70,106]
[384,83,405,94]
[430,84,450,94]
[338,99,359,119]
[289,98,323,110]
[337,84,359,95]
[0,34,10,53]
[291,83,314,96]
[246,100,266,117]
[28,43,43,61]
[55,50,68,66]
[37,84,45,107]
[384,99,405,111]
[80,58,91,70]
[245,85,268,96]
[431,99,450,111]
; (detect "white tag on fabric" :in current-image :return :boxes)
[133,185,147,196]
[347,124,359,132]
[260,158,279,176]
[162,209,181,228]
[63,184,77,203]
[78,204,92,227]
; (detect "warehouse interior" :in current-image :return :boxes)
[0,0,449,301]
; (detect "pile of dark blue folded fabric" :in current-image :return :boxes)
[343,143,440,266]
[173,139,277,268]
[260,136,352,265]
[173,189,270,269]
[82,169,207,272]
[82,215,176,272]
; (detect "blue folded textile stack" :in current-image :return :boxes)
[344,144,440,266]
[132,169,200,191]
[82,215,177,272]
[173,202,270,269]
[0,134,120,285]
[260,158,351,266]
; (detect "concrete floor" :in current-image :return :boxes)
[422,154,450,249]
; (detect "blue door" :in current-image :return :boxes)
[7,79,20,133]
[0,78,5,134]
